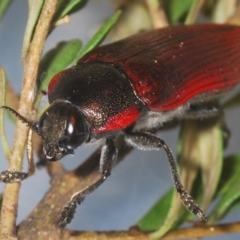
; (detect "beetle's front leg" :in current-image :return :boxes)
[0,128,35,183]
[58,138,117,228]
[124,131,207,222]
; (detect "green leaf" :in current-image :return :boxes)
[138,189,174,231]
[197,120,223,209]
[22,0,44,55]
[177,120,201,196]
[212,0,236,23]
[77,10,122,60]
[147,189,189,239]
[138,187,185,239]
[0,0,13,23]
[178,119,223,210]
[208,154,240,223]
[0,67,11,158]
[35,39,82,107]
[138,185,201,239]
[163,0,193,23]
[39,39,82,90]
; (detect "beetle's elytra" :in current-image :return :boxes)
[1,24,240,228]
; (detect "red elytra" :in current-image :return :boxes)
[78,24,240,111]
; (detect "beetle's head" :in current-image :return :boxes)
[1,101,89,161]
[38,101,89,161]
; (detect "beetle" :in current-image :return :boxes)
[1,24,240,228]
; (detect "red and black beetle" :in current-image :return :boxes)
[1,24,240,228]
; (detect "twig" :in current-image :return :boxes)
[145,0,169,28]
[0,1,58,239]
[63,229,150,240]
[162,221,240,239]
[185,0,205,25]
[61,221,240,240]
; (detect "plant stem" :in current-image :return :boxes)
[0,0,58,238]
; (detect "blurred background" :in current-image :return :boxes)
[0,1,240,239]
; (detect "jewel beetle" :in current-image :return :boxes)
[1,24,240,228]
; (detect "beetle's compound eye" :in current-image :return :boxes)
[58,108,87,150]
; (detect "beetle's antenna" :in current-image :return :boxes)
[1,106,39,134]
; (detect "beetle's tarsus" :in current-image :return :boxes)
[58,200,77,228]
[0,170,28,183]
[58,176,107,228]
[178,188,207,222]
